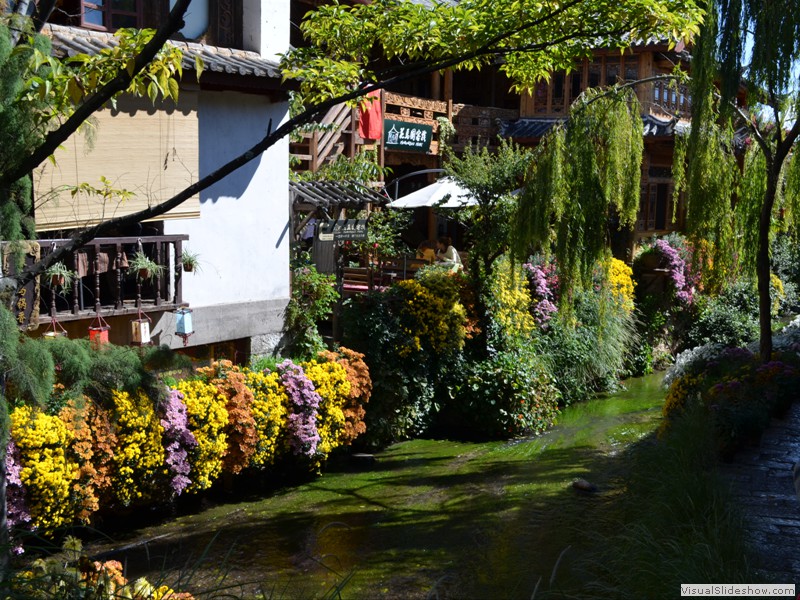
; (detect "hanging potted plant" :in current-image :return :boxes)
[129,251,164,281]
[181,249,201,273]
[44,261,76,293]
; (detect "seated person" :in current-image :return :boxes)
[416,240,437,263]
[435,236,462,271]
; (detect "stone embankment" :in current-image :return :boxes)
[722,402,800,583]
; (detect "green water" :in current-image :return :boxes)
[86,373,667,599]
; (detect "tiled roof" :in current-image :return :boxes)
[43,24,281,80]
[500,118,563,139]
[501,114,691,139]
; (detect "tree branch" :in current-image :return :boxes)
[0,0,192,190]
[15,8,693,286]
[31,0,57,34]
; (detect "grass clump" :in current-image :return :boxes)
[576,403,763,598]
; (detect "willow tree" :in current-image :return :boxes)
[675,0,800,361]
[513,87,644,304]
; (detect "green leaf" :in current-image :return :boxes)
[67,78,83,105]
[167,78,180,102]
[194,55,204,81]
[147,81,158,104]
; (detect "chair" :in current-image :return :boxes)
[341,267,373,297]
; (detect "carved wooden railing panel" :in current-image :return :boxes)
[451,104,519,150]
[291,91,522,173]
[37,235,188,324]
[650,81,691,118]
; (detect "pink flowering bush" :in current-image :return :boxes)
[159,389,198,495]
[652,238,694,305]
[523,260,559,325]
[5,440,30,554]
[278,359,322,459]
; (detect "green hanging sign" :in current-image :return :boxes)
[384,119,433,153]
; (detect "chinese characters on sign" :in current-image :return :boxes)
[384,119,433,153]
[1,241,41,330]
[319,219,369,242]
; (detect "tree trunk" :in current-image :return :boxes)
[757,169,779,363]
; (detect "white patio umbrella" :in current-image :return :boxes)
[388,177,478,209]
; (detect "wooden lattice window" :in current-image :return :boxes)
[81,0,142,30]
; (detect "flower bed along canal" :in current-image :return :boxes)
[83,373,667,599]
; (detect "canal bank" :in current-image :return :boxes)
[80,374,674,598]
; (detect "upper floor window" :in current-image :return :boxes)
[82,0,142,31]
[527,54,643,116]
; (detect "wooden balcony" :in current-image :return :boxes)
[37,235,189,325]
[649,80,691,119]
[290,92,521,174]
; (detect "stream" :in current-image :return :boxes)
[84,372,667,599]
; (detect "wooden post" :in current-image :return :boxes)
[175,239,183,306]
[155,242,163,306]
[114,243,123,309]
[93,248,101,313]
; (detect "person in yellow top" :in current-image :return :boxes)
[435,236,462,272]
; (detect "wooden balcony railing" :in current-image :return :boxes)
[451,103,519,151]
[651,80,691,117]
[290,92,521,174]
[37,235,189,324]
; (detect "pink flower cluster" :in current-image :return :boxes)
[278,360,322,458]
[653,239,694,304]
[160,389,198,495]
[5,440,30,554]
[523,261,559,325]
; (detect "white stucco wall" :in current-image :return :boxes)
[162,90,290,348]
[170,0,209,40]
[243,0,290,61]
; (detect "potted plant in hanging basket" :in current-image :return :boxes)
[180,249,201,273]
[129,251,164,281]
[44,261,76,293]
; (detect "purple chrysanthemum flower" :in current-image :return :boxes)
[278,359,321,458]
[160,389,197,495]
[6,439,31,554]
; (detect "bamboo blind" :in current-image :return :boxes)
[34,92,201,232]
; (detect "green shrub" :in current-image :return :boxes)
[536,290,638,405]
[285,263,338,359]
[771,231,800,289]
[342,291,440,447]
[442,348,560,439]
[686,280,759,349]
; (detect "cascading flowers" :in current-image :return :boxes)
[523,260,558,325]
[59,397,117,521]
[302,359,351,458]
[10,405,77,532]
[318,347,371,444]
[197,361,257,475]
[159,388,198,495]
[489,256,536,338]
[244,368,288,468]
[605,257,636,313]
[5,439,31,552]
[278,359,321,459]
[173,379,228,492]
[111,389,166,506]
